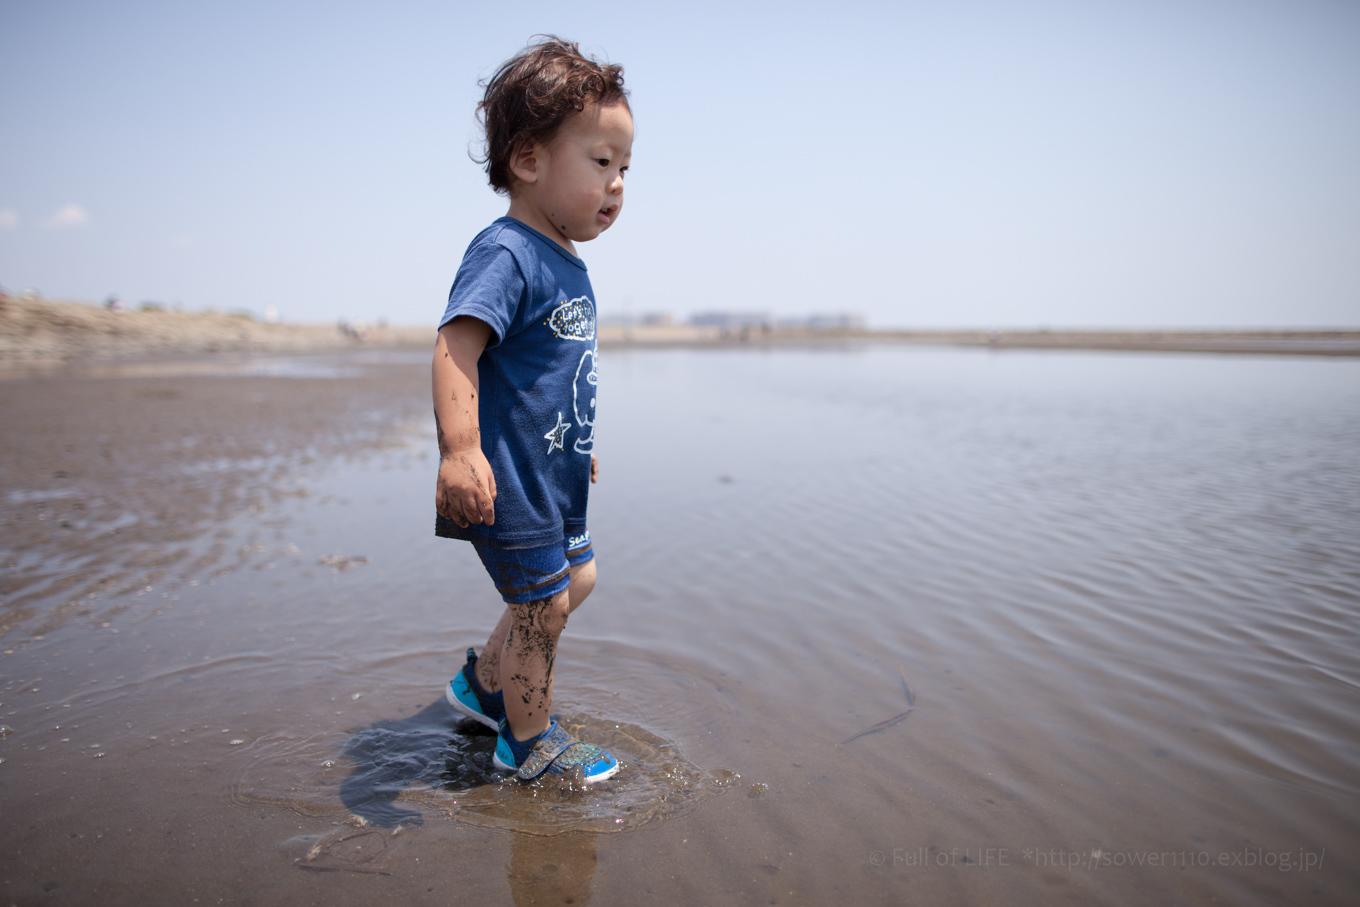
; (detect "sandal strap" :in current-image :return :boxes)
[516,721,598,780]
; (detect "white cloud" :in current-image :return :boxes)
[0,208,17,229]
[44,203,90,228]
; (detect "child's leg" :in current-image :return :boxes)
[567,558,596,609]
[461,545,616,781]
[475,558,596,694]
[498,587,571,741]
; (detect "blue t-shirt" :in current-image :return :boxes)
[435,217,598,548]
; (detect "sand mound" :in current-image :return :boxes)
[0,295,430,363]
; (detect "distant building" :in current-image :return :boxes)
[796,313,866,332]
[691,311,865,332]
[688,311,772,330]
[598,310,676,327]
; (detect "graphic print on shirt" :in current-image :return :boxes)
[572,350,597,454]
[544,411,570,454]
[548,296,596,341]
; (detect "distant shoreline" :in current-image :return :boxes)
[597,325,1360,356]
[0,295,431,365]
[3,296,1357,364]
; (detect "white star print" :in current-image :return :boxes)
[543,411,570,454]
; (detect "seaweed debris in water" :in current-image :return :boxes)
[841,665,915,745]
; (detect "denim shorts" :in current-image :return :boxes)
[472,530,594,604]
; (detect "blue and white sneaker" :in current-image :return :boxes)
[494,719,620,783]
[445,648,504,731]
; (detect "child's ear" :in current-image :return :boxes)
[508,141,541,186]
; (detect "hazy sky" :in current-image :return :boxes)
[2,0,1357,328]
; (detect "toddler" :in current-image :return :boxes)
[432,37,632,783]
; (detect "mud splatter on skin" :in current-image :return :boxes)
[509,672,535,707]
[433,411,488,527]
[434,410,479,459]
[503,595,565,724]
[445,388,476,421]
[475,643,502,693]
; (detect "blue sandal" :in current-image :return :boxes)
[494,719,619,783]
[445,648,504,730]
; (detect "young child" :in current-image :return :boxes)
[432,37,633,783]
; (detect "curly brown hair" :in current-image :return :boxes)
[476,36,629,195]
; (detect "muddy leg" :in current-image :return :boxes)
[500,588,571,741]
[477,559,593,695]
[475,608,511,693]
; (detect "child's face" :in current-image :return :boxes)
[512,101,634,252]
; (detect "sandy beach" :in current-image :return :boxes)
[0,295,431,366]
[4,296,1358,369]
[2,316,1359,905]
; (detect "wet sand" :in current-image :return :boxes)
[2,346,1359,905]
[0,351,432,635]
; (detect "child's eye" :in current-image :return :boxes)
[619,166,628,177]
[596,158,610,167]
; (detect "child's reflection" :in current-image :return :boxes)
[507,830,598,907]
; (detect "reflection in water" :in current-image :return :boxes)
[337,702,488,828]
[508,831,597,907]
[226,641,741,842]
[327,696,735,836]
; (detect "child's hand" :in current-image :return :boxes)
[590,454,598,484]
[436,447,497,527]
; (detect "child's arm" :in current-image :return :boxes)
[433,316,497,526]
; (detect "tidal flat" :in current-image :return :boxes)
[1,345,1358,905]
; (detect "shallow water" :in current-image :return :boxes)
[2,346,1358,904]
